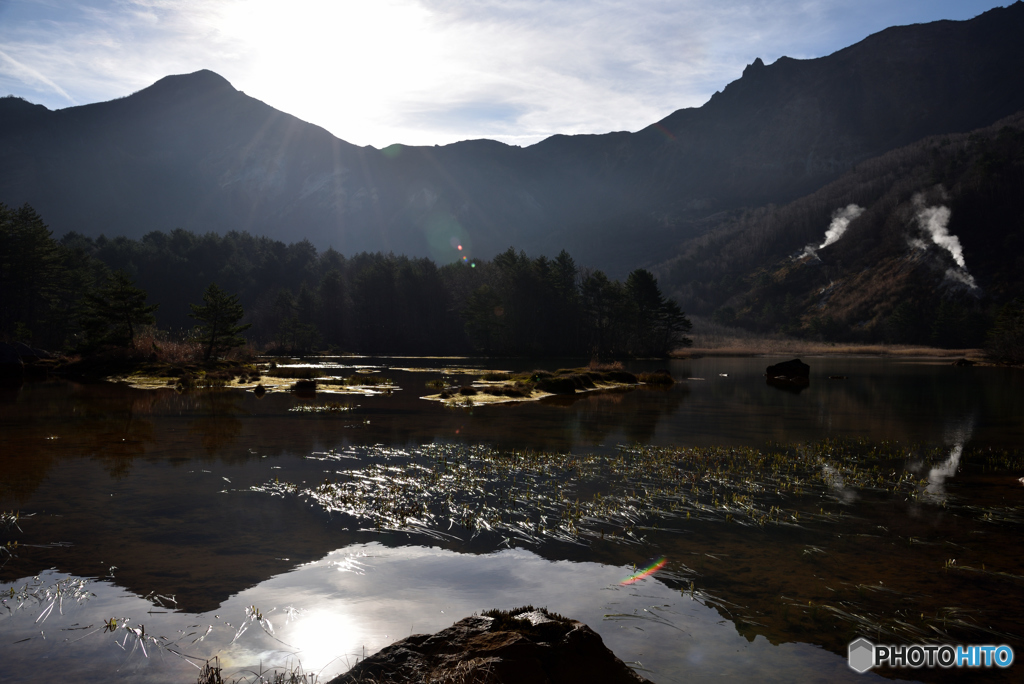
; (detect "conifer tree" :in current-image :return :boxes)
[81,270,158,348]
[0,203,62,342]
[625,269,692,356]
[190,283,251,361]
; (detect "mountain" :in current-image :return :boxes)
[2,3,1024,276]
[651,110,1024,345]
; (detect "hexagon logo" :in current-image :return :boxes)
[848,638,875,673]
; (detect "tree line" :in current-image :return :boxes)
[0,205,692,358]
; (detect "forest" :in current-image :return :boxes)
[0,204,691,359]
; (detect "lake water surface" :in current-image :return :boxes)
[1,356,1022,683]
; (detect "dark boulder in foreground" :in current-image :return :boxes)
[327,607,652,684]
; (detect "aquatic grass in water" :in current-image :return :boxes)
[1,574,205,665]
[1,576,320,682]
[252,439,1023,546]
[1,510,22,567]
[2,575,95,623]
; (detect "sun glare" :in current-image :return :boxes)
[284,608,363,673]
[210,0,445,146]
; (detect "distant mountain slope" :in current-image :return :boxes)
[2,3,1024,274]
[651,110,1024,346]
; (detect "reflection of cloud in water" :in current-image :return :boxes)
[923,416,976,502]
[0,545,863,683]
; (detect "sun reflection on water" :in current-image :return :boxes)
[284,609,363,674]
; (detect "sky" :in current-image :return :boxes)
[0,0,1012,148]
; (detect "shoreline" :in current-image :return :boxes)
[672,341,984,360]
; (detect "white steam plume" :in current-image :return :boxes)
[945,268,977,289]
[906,236,929,252]
[914,203,965,268]
[800,203,864,260]
[819,204,864,249]
[911,196,977,290]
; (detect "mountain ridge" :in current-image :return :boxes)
[2,2,1024,276]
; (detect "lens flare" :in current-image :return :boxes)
[652,123,676,141]
[620,557,667,585]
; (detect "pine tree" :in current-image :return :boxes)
[190,283,251,361]
[0,203,62,342]
[625,269,692,356]
[81,271,158,348]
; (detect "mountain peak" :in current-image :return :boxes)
[134,69,236,100]
[743,57,766,76]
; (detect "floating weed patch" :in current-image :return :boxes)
[288,402,358,414]
[425,367,640,406]
[478,371,512,382]
[318,374,396,387]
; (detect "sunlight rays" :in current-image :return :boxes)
[211,0,444,145]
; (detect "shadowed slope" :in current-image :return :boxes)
[2,4,1024,273]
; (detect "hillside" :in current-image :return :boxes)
[2,4,1024,276]
[652,111,1024,346]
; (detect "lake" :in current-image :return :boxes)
[1,356,1022,683]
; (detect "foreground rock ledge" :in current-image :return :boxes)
[327,608,653,684]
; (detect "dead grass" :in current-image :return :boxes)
[134,328,204,364]
[675,340,983,358]
[676,318,981,358]
[588,359,624,371]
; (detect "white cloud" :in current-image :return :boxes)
[0,47,74,102]
[0,0,1011,147]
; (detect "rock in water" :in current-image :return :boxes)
[765,358,810,379]
[765,358,810,392]
[327,607,652,684]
